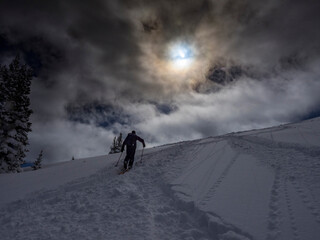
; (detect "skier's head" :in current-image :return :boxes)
[132,130,136,135]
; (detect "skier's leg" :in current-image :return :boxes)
[128,156,135,168]
[128,148,136,169]
[123,155,130,169]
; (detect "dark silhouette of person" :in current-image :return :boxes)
[121,130,145,169]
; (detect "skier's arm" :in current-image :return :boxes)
[137,136,146,148]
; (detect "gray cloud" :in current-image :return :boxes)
[0,0,320,162]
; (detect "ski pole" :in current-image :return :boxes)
[114,152,123,167]
[140,148,144,164]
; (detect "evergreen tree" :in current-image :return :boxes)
[0,55,33,173]
[109,133,123,154]
[33,150,43,170]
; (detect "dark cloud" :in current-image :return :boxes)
[222,0,320,66]
[155,103,177,115]
[0,0,320,162]
[66,101,131,129]
[206,64,244,86]
[142,19,160,33]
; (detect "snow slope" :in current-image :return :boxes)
[0,118,320,240]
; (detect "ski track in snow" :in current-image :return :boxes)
[266,169,281,240]
[283,178,300,240]
[199,149,240,206]
[231,133,320,240]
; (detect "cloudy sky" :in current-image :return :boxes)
[1,0,320,162]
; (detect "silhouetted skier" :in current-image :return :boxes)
[121,131,145,169]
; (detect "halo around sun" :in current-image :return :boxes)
[169,42,194,69]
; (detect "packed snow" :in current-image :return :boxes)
[1,118,320,240]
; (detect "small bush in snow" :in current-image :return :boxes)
[33,150,43,170]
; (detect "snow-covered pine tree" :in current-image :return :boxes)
[109,133,123,154]
[0,55,33,173]
[33,150,43,170]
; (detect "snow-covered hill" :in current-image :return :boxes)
[1,118,320,240]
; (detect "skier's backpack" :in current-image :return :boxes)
[126,134,136,148]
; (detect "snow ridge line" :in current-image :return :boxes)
[238,135,320,158]
[232,125,289,138]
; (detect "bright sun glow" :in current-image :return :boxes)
[169,43,193,69]
[179,49,185,58]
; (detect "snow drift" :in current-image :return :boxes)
[0,118,320,240]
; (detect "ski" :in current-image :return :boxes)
[118,168,130,175]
